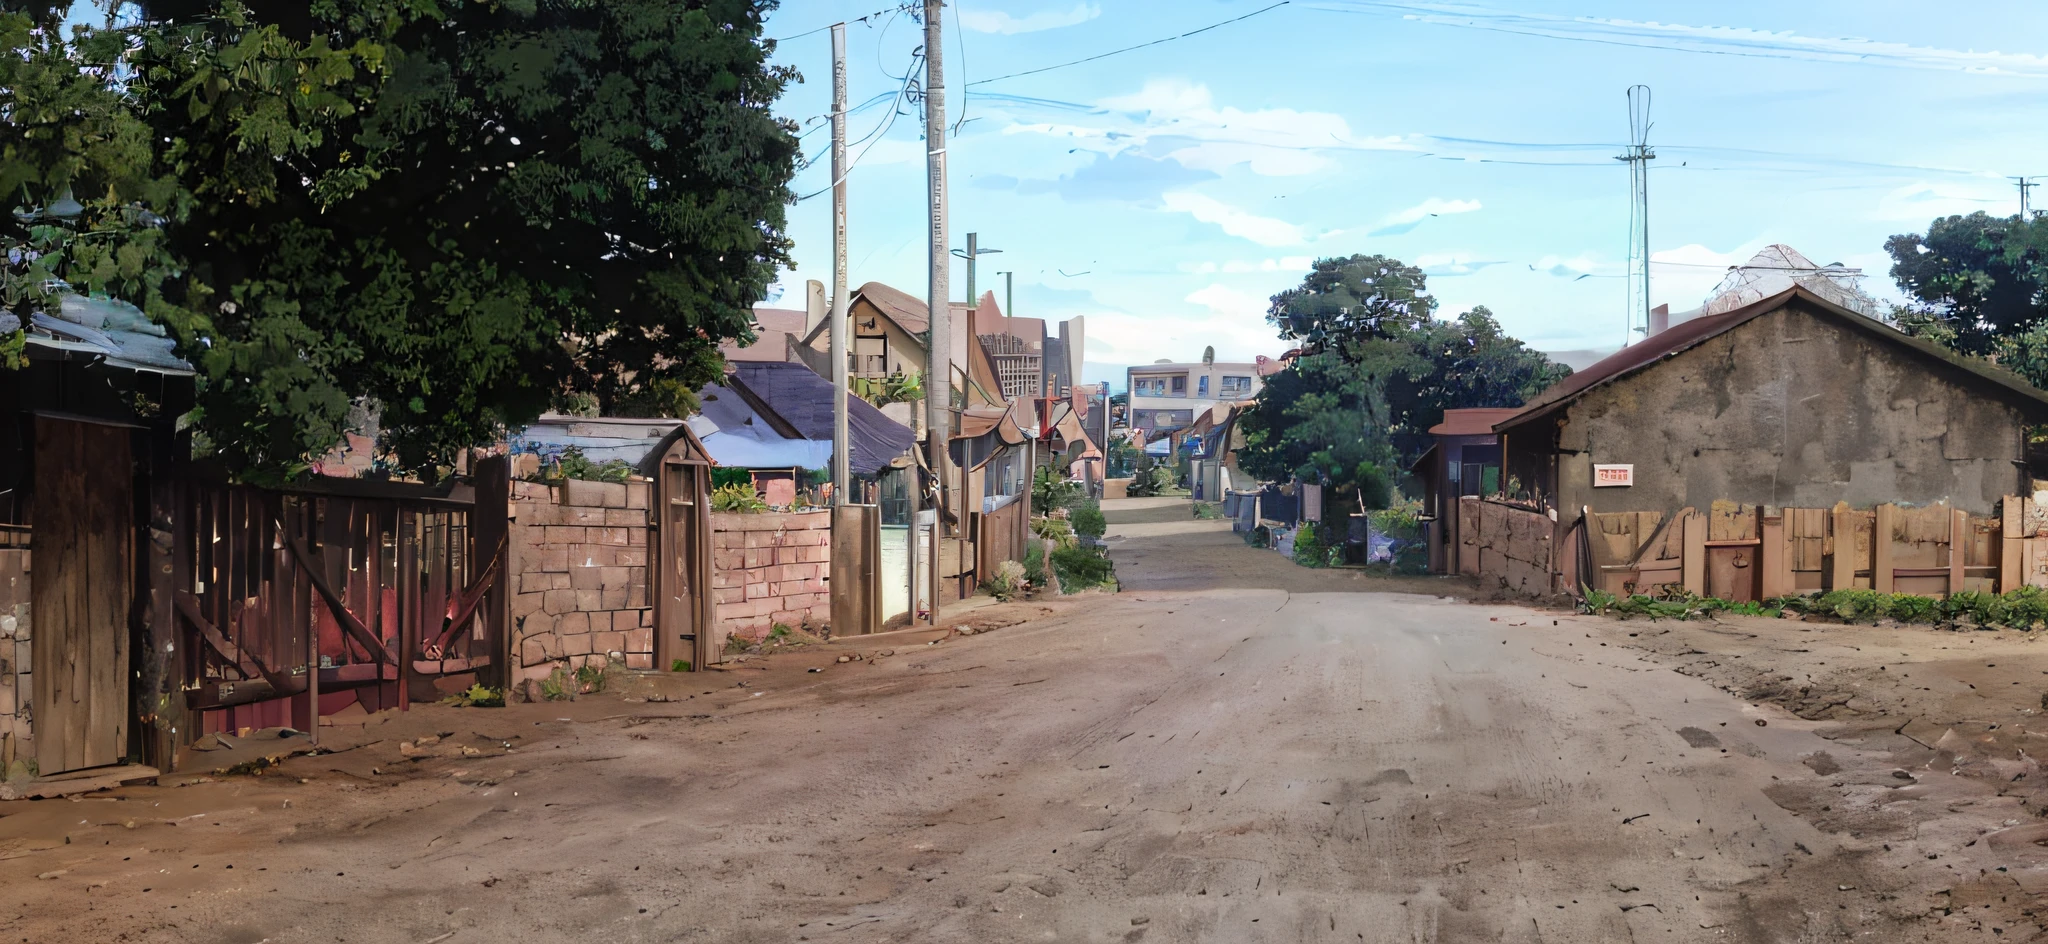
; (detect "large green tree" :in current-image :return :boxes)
[1885,212,2048,354]
[1885,211,2048,390]
[1239,255,1568,505]
[5,0,799,478]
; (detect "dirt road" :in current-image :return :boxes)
[7,498,2048,941]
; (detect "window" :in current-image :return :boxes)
[1219,375,1252,397]
[1198,375,1209,397]
[1170,376,1186,395]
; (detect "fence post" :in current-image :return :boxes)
[1950,507,1969,597]
[1681,511,1705,596]
[1829,507,1855,591]
[2003,496,2023,594]
[1872,503,1896,594]
[1760,513,1788,599]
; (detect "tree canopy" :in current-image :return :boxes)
[1239,255,1567,507]
[1885,211,2048,389]
[4,0,800,479]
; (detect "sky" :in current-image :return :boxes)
[763,1,2048,389]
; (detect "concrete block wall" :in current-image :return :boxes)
[509,478,653,680]
[710,510,833,647]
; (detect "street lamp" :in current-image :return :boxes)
[950,232,1002,304]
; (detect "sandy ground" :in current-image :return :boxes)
[6,497,2048,941]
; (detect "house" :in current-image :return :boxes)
[1494,284,2048,519]
[1461,285,2048,600]
[1,297,195,781]
[721,306,810,364]
[1408,408,1521,574]
[1126,359,1265,439]
[1183,401,1253,501]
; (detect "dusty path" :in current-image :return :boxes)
[5,497,2046,941]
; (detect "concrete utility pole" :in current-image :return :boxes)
[830,22,851,505]
[923,0,949,627]
[2014,176,2038,219]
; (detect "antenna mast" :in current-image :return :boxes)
[1616,85,1655,346]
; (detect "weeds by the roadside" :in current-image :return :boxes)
[1581,584,2048,630]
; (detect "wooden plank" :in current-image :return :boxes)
[0,764,159,801]
[30,418,132,775]
[1681,511,1705,596]
[1760,516,1789,599]
[1950,508,1968,597]
[2003,496,2023,593]
[1829,507,1854,591]
[1873,504,1896,594]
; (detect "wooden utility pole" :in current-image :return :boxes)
[830,22,851,504]
[923,0,949,626]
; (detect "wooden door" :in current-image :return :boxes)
[31,417,132,774]
[656,459,710,671]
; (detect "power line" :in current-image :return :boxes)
[769,4,916,44]
[965,2,1293,87]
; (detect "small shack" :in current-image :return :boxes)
[1410,407,1520,574]
[2,297,194,782]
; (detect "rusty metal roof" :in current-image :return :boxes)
[1495,284,2048,432]
[1427,408,1521,437]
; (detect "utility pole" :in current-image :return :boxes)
[922,0,949,627]
[829,22,851,506]
[999,270,1013,322]
[2014,176,2038,219]
[1615,85,1654,346]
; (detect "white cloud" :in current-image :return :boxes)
[1385,198,1481,226]
[1178,256,1315,275]
[1872,181,2008,222]
[959,3,1100,35]
[1081,287,1283,363]
[1326,1,2048,77]
[1162,192,1307,246]
[1005,78,1412,177]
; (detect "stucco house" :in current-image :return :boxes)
[1493,284,2048,520]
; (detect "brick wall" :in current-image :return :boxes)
[711,510,833,648]
[509,478,654,680]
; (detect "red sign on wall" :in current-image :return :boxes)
[1593,464,1634,487]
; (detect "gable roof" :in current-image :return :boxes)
[724,361,916,476]
[855,281,930,334]
[1495,284,2048,432]
[722,307,808,363]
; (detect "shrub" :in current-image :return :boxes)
[1124,466,1177,498]
[1032,466,1082,514]
[1051,545,1114,589]
[552,446,631,484]
[1024,542,1048,587]
[1071,504,1107,540]
[711,483,768,513]
[982,560,1028,601]
[1291,523,1339,568]
[1031,515,1077,549]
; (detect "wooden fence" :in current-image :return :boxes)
[1583,497,2028,601]
[174,461,507,741]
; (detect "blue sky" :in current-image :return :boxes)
[764,1,2048,386]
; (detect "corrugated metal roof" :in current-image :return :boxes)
[7,295,193,375]
[725,361,916,476]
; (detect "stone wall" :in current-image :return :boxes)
[509,478,654,681]
[0,546,28,773]
[710,511,833,650]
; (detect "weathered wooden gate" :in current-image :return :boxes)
[30,418,133,774]
[174,459,508,740]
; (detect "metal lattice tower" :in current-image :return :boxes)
[1616,85,1655,346]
